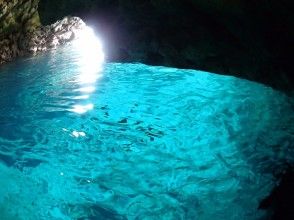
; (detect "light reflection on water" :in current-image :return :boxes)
[70,27,104,115]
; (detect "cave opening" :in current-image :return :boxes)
[0,0,293,219]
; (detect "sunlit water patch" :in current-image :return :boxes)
[0,45,293,220]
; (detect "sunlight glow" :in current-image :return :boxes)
[70,104,94,114]
[73,26,105,82]
[75,86,96,93]
[74,26,104,62]
[72,95,90,100]
[69,26,105,114]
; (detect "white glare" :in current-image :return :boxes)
[75,86,96,93]
[70,104,94,114]
[72,131,86,138]
[74,26,104,61]
[72,95,90,100]
[70,26,105,114]
[73,26,105,81]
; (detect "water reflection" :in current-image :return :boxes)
[0,48,293,219]
[70,103,94,114]
[70,26,105,114]
[75,86,96,93]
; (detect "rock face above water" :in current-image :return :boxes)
[0,0,40,63]
[0,0,85,64]
[0,0,40,34]
[1,0,293,92]
[24,16,86,54]
[38,0,294,93]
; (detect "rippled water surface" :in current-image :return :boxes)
[0,45,293,220]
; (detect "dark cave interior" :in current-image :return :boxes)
[0,0,294,219]
[38,0,294,94]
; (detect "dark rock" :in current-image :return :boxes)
[0,12,87,65]
[37,0,294,93]
[24,16,86,54]
[1,0,293,92]
[0,0,41,64]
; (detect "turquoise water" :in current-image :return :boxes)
[0,45,293,220]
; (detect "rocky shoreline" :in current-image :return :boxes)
[1,0,293,93]
[1,0,39,64]
[0,16,86,64]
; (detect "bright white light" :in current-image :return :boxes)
[70,26,105,113]
[75,86,96,93]
[73,26,105,79]
[78,71,103,84]
[72,95,90,100]
[72,131,86,138]
[70,104,94,114]
[74,26,104,59]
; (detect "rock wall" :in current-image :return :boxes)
[0,0,293,92]
[38,0,294,93]
[0,0,40,63]
[24,16,86,54]
[0,1,86,64]
[0,0,40,35]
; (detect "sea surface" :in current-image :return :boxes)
[0,45,293,219]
